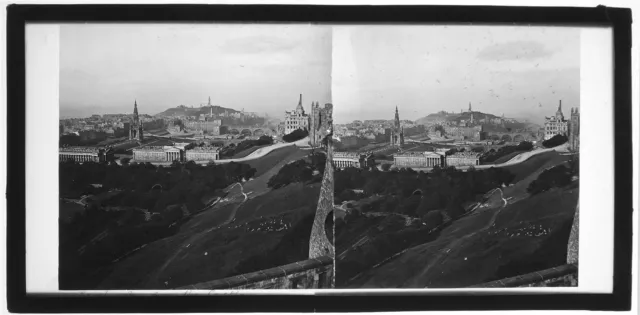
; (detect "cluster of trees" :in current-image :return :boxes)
[542,134,568,148]
[527,156,579,195]
[267,151,326,189]
[282,128,308,143]
[60,160,256,211]
[334,165,515,220]
[219,135,274,158]
[142,119,166,131]
[480,141,534,163]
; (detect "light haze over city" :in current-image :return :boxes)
[331,25,580,125]
[60,24,332,118]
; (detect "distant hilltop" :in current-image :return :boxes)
[415,110,505,125]
[155,105,241,117]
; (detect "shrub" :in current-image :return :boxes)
[267,159,313,189]
[381,163,392,171]
[527,164,573,195]
[282,128,309,143]
[542,134,568,148]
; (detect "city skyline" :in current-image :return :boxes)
[331,25,580,124]
[60,24,332,118]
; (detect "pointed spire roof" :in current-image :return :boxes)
[295,94,304,113]
[468,102,472,112]
[208,96,211,106]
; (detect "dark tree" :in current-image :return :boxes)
[542,134,568,148]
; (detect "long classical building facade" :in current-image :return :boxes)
[132,146,182,162]
[132,145,221,163]
[393,151,444,169]
[185,147,221,161]
[332,152,374,169]
[445,152,481,167]
[59,146,113,163]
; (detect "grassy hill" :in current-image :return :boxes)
[336,150,578,288]
[346,186,577,288]
[92,146,320,289]
[155,105,240,118]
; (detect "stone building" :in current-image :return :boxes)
[390,106,405,146]
[132,146,183,162]
[185,147,220,162]
[568,107,580,152]
[445,151,481,167]
[129,100,144,141]
[185,119,222,135]
[393,151,444,169]
[309,102,333,147]
[59,146,112,163]
[544,101,569,140]
[444,125,484,141]
[332,152,374,169]
[284,94,309,135]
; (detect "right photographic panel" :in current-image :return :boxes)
[332,25,580,289]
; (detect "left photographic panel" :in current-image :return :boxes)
[58,23,334,290]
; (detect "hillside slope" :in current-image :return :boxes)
[339,150,578,288]
[95,146,318,289]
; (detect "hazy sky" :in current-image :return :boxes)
[332,25,580,124]
[60,24,332,118]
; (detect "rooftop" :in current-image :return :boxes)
[333,152,362,159]
[187,147,221,153]
[59,146,102,153]
[132,146,166,152]
[449,151,482,158]
[395,151,443,158]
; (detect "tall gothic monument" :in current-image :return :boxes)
[390,106,404,146]
[129,100,144,141]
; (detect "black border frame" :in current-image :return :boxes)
[6,4,633,313]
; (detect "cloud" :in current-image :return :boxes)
[477,41,553,61]
[220,35,300,54]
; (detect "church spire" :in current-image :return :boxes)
[556,100,564,120]
[468,102,472,112]
[133,99,139,116]
[208,96,211,106]
[295,94,304,114]
[394,106,400,129]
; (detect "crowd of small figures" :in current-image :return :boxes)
[220,216,291,233]
[489,224,551,238]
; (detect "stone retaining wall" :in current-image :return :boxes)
[177,256,333,290]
